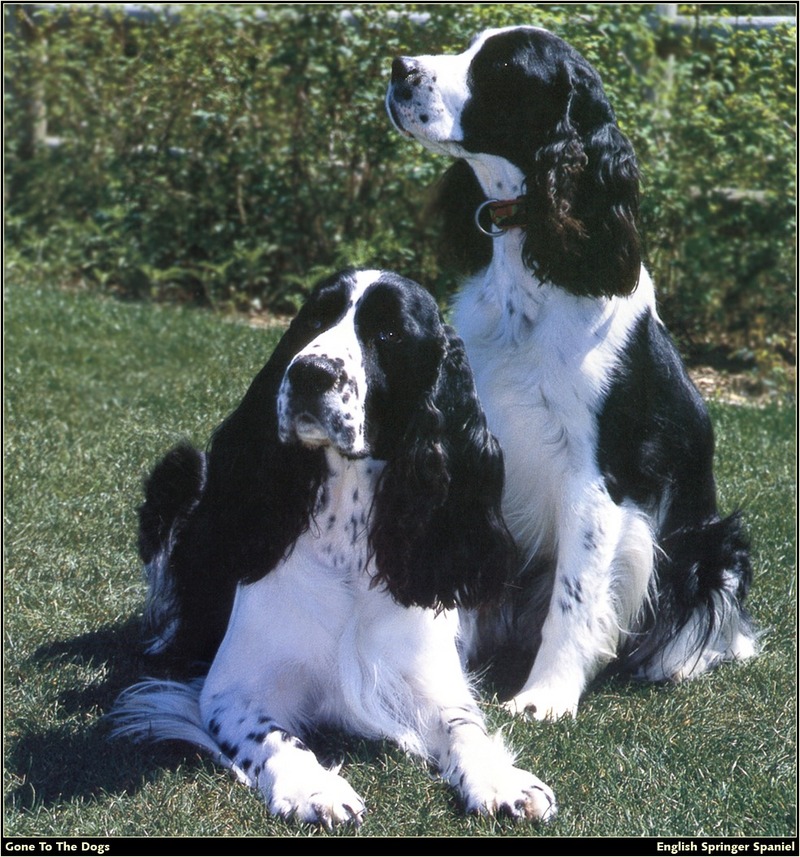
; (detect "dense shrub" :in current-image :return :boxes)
[4,3,796,365]
[638,13,796,374]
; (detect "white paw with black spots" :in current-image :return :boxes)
[461,766,557,823]
[267,766,367,830]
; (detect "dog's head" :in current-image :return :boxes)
[207,269,514,609]
[387,26,641,298]
[277,269,448,461]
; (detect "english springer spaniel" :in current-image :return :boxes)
[112,269,556,827]
[386,26,756,720]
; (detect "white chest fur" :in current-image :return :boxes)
[200,453,461,749]
[452,243,656,558]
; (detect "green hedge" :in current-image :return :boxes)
[5,3,796,363]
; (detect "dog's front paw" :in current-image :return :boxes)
[267,766,366,830]
[504,684,579,721]
[461,765,557,823]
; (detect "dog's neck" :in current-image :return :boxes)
[320,451,389,531]
[321,449,383,503]
[466,155,536,275]
[458,155,614,344]
[464,155,544,298]
[467,154,524,200]
[299,450,385,577]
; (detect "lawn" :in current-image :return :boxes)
[3,278,796,842]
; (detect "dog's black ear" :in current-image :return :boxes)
[200,359,328,589]
[522,62,641,298]
[370,325,516,610]
[191,302,337,583]
[142,294,336,664]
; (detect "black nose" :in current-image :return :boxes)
[287,356,342,396]
[391,56,421,85]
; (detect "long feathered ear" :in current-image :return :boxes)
[370,325,517,610]
[522,63,641,298]
[147,308,330,664]
[199,355,328,588]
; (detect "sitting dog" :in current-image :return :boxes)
[386,26,756,720]
[112,268,557,827]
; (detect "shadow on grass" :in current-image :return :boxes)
[5,617,211,812]
[5,616,391,814]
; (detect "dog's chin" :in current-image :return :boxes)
[385,98,414,137]
[389,112,465,158]
[293,415,331,448]
[288,415,368,460]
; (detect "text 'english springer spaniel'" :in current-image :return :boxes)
[111,269,556,828]
[386,26,756,720]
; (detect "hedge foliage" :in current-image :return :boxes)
[4,3,796,364]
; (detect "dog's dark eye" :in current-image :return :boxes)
[376,329,402,345]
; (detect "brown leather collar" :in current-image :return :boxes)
[475,197,527,236]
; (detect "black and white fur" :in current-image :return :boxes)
[386,27,756,720]
[112,269,556,827]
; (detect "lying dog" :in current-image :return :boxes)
[386,26,755,720]
[112,268,556,827]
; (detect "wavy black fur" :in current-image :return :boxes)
[433,28,641,298]
[371,325,516,610]
[137,269,515,666]
[138,274,335,663]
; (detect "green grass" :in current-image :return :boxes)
[4,277,796,840]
